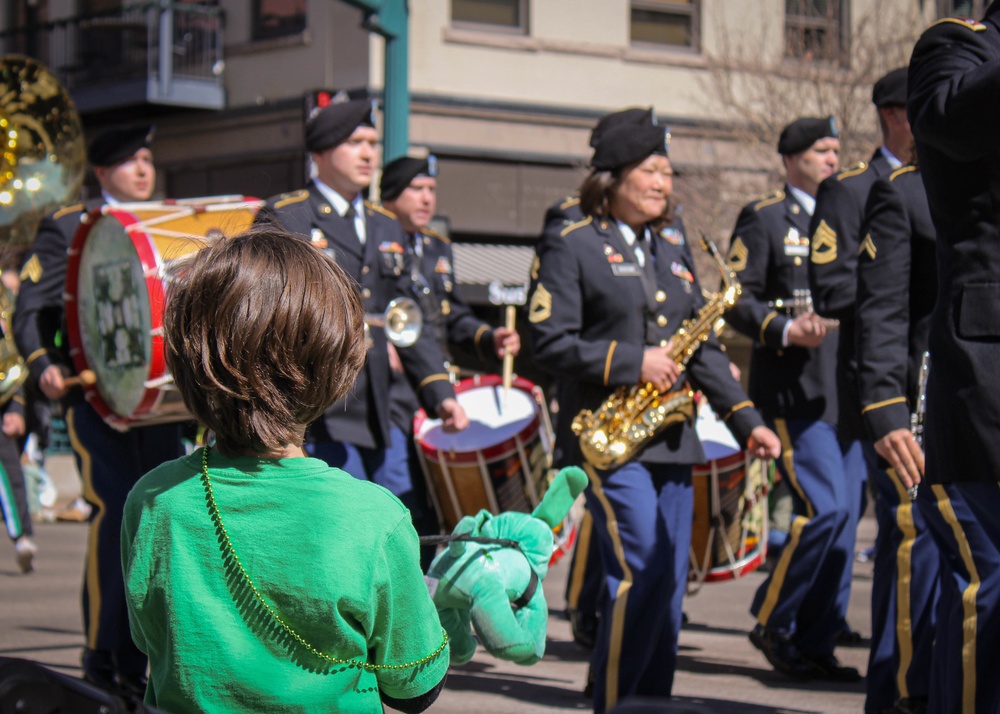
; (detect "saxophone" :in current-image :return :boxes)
[571,237,741,470]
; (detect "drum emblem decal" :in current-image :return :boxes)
[93,260,146,370]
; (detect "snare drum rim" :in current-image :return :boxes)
[413,374,542,464]
[65,206,166,422]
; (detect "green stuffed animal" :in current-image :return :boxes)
[426,466,588,665]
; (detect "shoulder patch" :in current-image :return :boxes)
[365,201,397,219]
[560,215,593,237]
[273,190,309,209]
[19,254,42,284]
[559,196,580,210]
[811,219,838,265]
[929,17,986,31]
[889,165,918,181]
[422,228,450,245]
[859,233,877,261]
[754,190,785,212]
[530,255,540,280]
[727,237,749,272]
[837,162,868,181]
[529,283,552,323]
[53,203,84,220]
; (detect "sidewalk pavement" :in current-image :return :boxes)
[0,454,873,713]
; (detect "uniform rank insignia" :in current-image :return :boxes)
[435,256,452,274]
[859,234,877,260]
[441,299,451,316]
[727,238,748,272]
[19,254,42,283]
[309,228,328,249]
[784,228,810,257]
[660,227,684,245]
[811,220,838,264]
[530,256,540,280]
[529,283,552,323]
[671,262,694,283]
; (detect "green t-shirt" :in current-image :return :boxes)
[122,448,449,714]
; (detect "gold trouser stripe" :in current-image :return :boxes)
[757,515,808,625]
[566,510,594,610]
[932,485,980,714]
[583,463,632,713]
[772,419,814,519]
[67,408,104,650]
[887,468,916,698]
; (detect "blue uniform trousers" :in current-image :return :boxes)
[918,483,1000,714]
[864,466,938,711]
[583,461,692,714]
[750,419,852,657]
[67,402,183,679]
[832,439,867,634]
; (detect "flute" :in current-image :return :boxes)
[908,352,930,501]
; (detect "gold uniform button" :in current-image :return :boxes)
[321,204,332,214]
[794,257,803,266]
[362,265,370,275]
[660,339,669,347]
[361,288,371,299]
[657,315,668,327]
[655,290,666,303]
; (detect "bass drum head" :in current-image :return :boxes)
[73,211,157,417]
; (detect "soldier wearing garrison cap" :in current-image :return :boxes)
[725,116,863,683]
[805,66,918,698]
[255,100,468,521]
[528,107,780,712]
[379,154,520,567]
[14,123,184,695]
[908,4,1000,711]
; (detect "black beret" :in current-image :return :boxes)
[87,125,155,167]
[590,107,655,148]
[872,67,908,108]
[380,155,438,201]
[777,116,838,156]
[305,99,376,152]
[591,122,668,171]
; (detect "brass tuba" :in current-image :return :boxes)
[572,237,741,470]
[0,56,86,403]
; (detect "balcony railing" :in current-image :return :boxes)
[0,2,225,113]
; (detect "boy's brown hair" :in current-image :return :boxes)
[163,227,366,456]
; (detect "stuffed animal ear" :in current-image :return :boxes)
[447,510,492,556]
[531,466,588,529]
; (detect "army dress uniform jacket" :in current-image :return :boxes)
[856,167,937,444]
[808,152,896,441]
[255,184,455,451]
[14,198,105,408]
[388,227,497,433]
[908,7,1000,484]
[725,188,838,424]
[528,214,764,467]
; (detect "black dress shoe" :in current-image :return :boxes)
[748,625,814,679]
[81,648,117,693]
[837,626,865,647]
[568,609,599,649]
[805,653,862,682]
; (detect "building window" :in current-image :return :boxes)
[630,0,700,51]
[785,0,847,62]
[253,0,306,41]
[451,0,528,33]
[937,0,987,17]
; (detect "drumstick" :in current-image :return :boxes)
[501,305,516,409]
[63,370,97,388]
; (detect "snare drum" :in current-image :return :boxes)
[65,196,263,427]
[688,400,769,588]
[414,374,554,531]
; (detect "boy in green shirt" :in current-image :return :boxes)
[121,228,449,713]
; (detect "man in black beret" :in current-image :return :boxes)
[806,66,919,699]
[379,155,520,566]
[255,102,468,552]
[14,123,185,697]
[724,117,862,683]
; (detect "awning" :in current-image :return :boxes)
[451,242,535,306]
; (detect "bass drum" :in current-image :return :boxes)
[65,196,262,428]
[688,399,771,590]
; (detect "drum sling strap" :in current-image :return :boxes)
[418,534,541,609]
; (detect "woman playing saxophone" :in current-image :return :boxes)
[527,108,780,713]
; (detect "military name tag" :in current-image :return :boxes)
[611,263,641,277]
[784,244,810,257]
